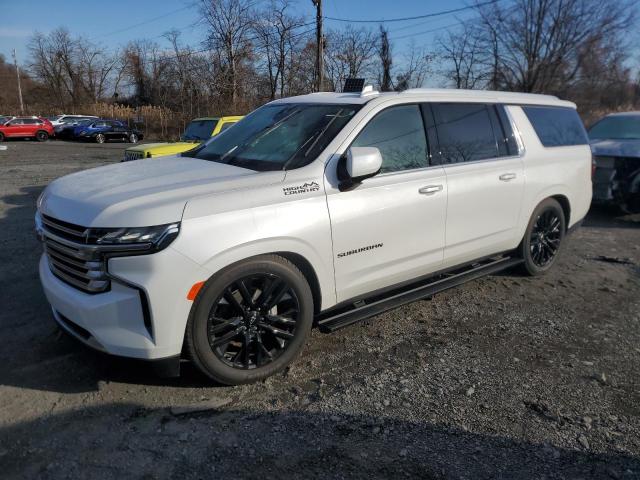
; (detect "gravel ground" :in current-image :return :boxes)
[1,140,639,479]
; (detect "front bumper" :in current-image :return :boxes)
[39,245,210,361]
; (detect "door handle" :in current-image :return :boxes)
[418,184,443,195]
[499,173,517,181]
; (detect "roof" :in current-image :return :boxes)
[271,88,576,109]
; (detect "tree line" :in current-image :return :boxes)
[0,0,638,137]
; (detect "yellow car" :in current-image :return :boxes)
[123,116,243,161]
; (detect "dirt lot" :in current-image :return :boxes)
[0,140,639,479]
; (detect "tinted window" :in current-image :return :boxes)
[183,119,217,141]
[430,103,499,164]
[9,119,23,125]
[589,115,640,140]
[218,121,235,132]
[352,104,427,173]
[523,106,588,147]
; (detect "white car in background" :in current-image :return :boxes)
[48,114,98,127]
[36,87,592,385]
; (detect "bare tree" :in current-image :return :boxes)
[200,0,254,110]
[395,42,434,90]
[474,0,636,94]
[254,0,306,99]
[324,26,377,91]
[438,24,487,89]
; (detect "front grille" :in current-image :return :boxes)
[41,215,110,294]
[124,150,145,161]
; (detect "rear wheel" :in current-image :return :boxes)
[35,131,48,142]
[519,198,566,276]
[95,133,106,144]
[128,133,138,143]
[0,132,4,142]
[185,254,313,385]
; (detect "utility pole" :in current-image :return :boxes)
[12,49,24,115]
[312,0,323,92]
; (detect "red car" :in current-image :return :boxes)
[0,117,54,142]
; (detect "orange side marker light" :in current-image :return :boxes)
[187,281,205,301]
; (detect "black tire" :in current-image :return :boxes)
[621,193,640,215]
[128,133,138,143]
[185,254,313,385]
[519,198,566,276]
[36,131,48,142]
[95,133,106,144]
[0,132,4,142]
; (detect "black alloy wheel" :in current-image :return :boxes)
[36,131,48,142]
[529,209,562,267]
[520,198,566,276]
[208,274,300,369]
[186,255,313,385]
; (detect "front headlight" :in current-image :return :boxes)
[87,223,180,251]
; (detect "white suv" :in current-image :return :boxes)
[36,88,592,384]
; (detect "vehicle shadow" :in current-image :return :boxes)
[0,185,217,393]
[584,205,640,229]
[1,402,638,479]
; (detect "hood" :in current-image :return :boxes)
[40,156,285,227]
[590,139,640,158]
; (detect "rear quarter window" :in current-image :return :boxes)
[522,106,588,147]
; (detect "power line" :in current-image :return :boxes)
[95,3,196,39]
[323,0,500,23]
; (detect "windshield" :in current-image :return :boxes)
[182,119,218,141]
[589,115,640,140]
[186,103,360,171]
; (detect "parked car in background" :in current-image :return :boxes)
[123,116,242,161]
[74,119,143,144]
[0,117,54,142]
[54,117,100,139]
[48,114,98,127]
[589,112,640,213]
[36,87,591,384]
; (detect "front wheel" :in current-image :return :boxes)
[36,131,49,142]
[519,198,566,276]
[0,132,4,142]
[128,133,138,143]
[185,254,313,385]
[95,133,106,144]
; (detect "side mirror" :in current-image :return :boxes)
[338,147,382,191]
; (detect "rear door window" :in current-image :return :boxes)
[429,103,501,164]
[522,106,588,147]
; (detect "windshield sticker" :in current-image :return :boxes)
[283,182,320,196]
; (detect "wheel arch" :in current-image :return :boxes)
[276,251,323,314]
[550,194,571,227]
[194,238,336,312]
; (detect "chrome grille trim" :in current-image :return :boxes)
[40,215,109,293]
[38,213,154,293]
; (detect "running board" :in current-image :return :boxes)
[317,256,523,333]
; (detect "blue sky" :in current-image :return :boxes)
[0,0,479,66]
